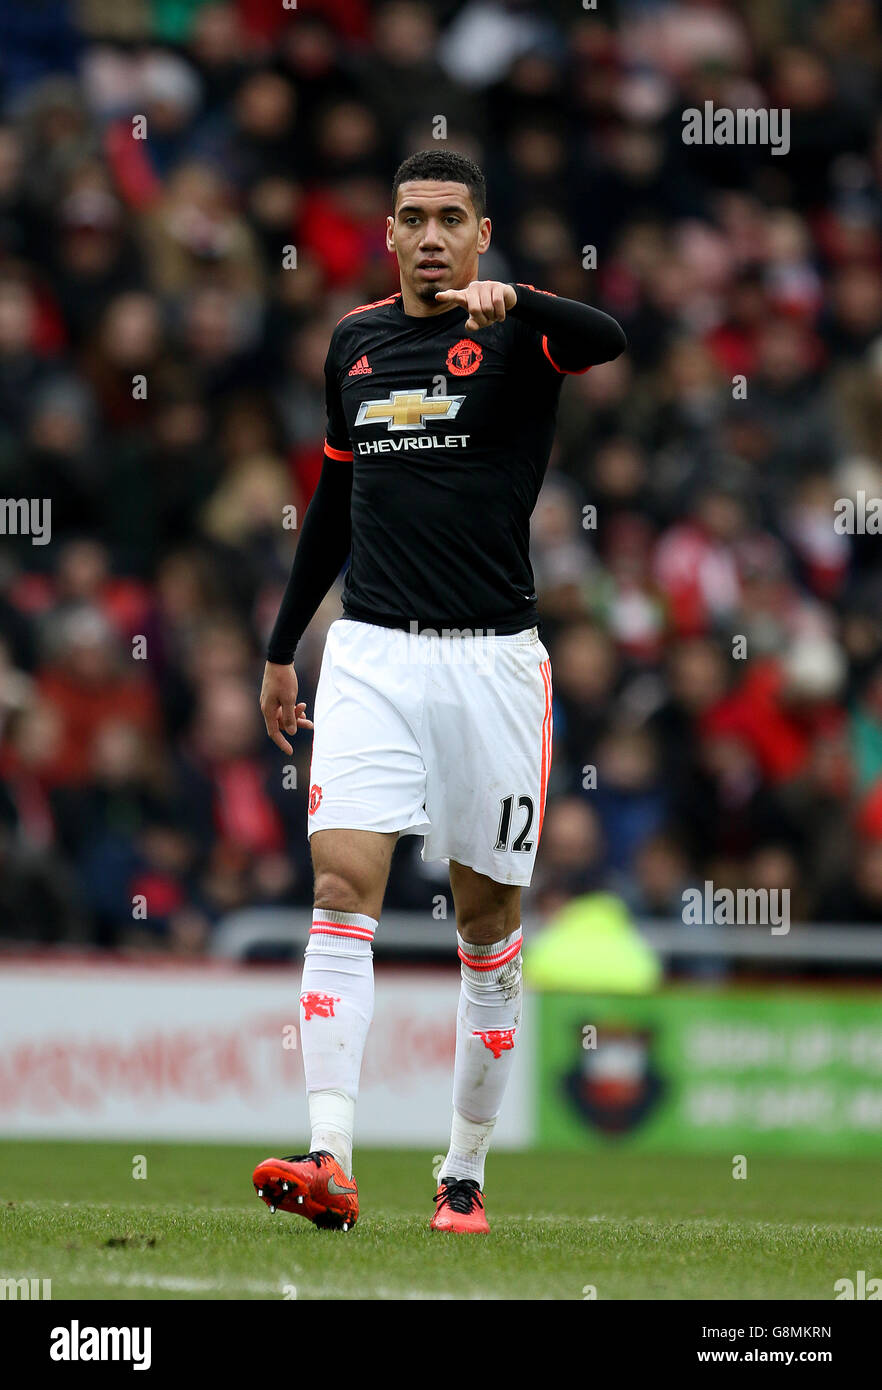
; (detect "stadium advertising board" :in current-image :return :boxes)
[0,962,532,1148]
[538,988,882,1154]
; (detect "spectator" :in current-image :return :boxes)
[0,1,881,955]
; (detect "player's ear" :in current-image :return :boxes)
[477,216,491,255]
[385,214,395,252]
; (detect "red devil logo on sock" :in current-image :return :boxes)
[472,1028,516,1059]
[300,991,340,1020]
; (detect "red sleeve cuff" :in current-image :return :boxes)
[541,335,594,375]
[324,438,354,461]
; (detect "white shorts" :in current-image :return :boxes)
[306,618,553,887]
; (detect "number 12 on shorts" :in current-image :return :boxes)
[495,794,535,853]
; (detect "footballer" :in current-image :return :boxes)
[253,150,626,1233]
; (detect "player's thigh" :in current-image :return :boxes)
[310,827,398,920]
[308,619,429,838]
[423,633,552,888]
[449,860,521,943]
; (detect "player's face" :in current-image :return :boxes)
[387,180,491,310]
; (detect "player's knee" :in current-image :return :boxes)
[313,869,369,916]
[457,909,515,946]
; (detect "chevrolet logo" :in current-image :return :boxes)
[354,389,465,431]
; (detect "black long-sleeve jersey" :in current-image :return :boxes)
[267,285,626,663]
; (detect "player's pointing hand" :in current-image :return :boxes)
[435,280,517,331]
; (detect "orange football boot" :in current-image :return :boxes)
[252,1151,358,1231]
[430,1176,490,1233]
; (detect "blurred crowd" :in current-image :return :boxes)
[2,0,882,954]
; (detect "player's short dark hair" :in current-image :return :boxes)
[392,150,487,219]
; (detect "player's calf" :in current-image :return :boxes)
[432,869,524,1232]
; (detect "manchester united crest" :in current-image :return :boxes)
[446,338,483,376]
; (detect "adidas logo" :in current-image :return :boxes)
[348,355,372,376]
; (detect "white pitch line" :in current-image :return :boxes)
[80,1271,471,1299]
[568,1216,882,1234]
[90,1272,285,1295]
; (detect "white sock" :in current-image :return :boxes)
[307,1089,356,1179]
[440,927,523,1188]
[299,908,377,1178]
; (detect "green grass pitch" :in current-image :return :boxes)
[1,1141,879,1300]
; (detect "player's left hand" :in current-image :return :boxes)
[435,281,517,331]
